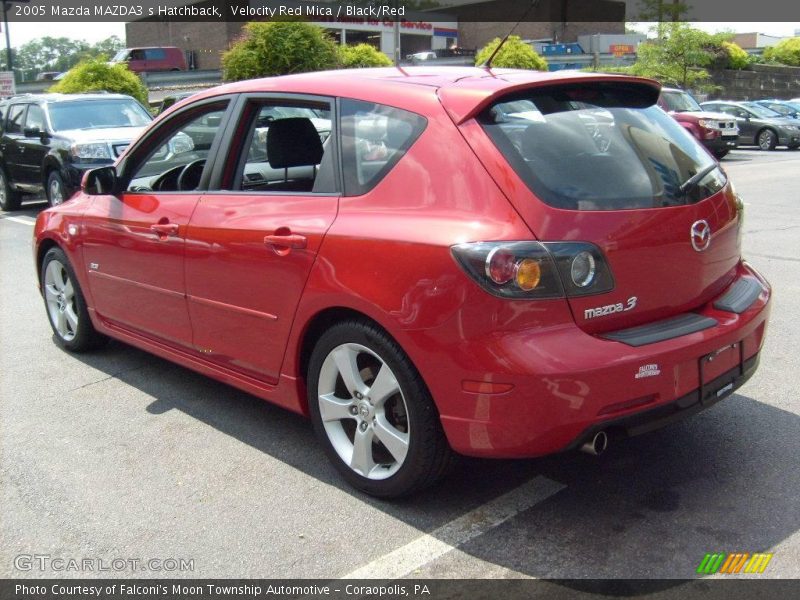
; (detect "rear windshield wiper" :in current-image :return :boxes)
[679,163,719,195]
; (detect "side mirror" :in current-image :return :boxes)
[82,166,119,196]
[24,127,45,138]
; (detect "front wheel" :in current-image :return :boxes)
[757,129,778,151]
[0,167,22,211]
[47,171,68,207]
[41,247,107,351]
[307,320,453,498]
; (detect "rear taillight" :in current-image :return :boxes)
[451,241,614,299]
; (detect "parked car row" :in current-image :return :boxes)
[699,99,800,151]
[657,87,800,155]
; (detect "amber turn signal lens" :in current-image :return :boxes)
[515,258,542,291]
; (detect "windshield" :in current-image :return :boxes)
[480,86,725,211]
[741,102,782,118]
[111,50,129,62]
[48,99,152,131]
[760,102,797,116]
[661,90,702,112]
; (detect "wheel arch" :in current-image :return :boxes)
[41,155,63,190]
[291,304,438,419]
[296,306,393,390]
[36,237,61,281]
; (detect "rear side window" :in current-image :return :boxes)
[340,99,426,196]
[145,48,166,60]
[5,105,25,134]
[480,84,725,210]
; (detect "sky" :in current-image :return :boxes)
[2,20,798,49]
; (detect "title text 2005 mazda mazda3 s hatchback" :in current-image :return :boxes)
[34,68,771,497]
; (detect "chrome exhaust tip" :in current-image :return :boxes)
[580,431,608,456]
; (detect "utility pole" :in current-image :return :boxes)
[3,1,31,72]
[394,0,400,66]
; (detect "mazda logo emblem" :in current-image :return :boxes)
[691,220,711,252]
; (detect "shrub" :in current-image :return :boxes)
[475,36,548,71]
[49,57,149,106]
[222,21,339,81]
[763,37,800,66]
[719,41,752,70]
[339,44,393,69]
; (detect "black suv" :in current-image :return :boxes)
[0,93,152,210]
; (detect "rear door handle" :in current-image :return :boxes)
[264,233,307,250]
[150,223,179,236]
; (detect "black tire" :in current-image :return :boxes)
[788,143,800,151]
[713,149,729,159]
[46,170,68,207]
[41,246,108,352]
[0,166,22,211]
[307,320,453,498]
[757,128,778,151]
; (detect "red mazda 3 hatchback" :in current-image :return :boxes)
[34,68,771,497]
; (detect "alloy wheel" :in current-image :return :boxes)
[317,343,410,480]
[43,259,78,341]
[49,178,64,205]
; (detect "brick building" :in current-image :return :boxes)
[126,0,626,70]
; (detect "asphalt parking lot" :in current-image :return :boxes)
[1,148,799,584]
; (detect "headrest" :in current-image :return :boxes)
[266,118,324,169]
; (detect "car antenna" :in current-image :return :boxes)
[479,0,540,70]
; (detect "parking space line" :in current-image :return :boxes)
[341,475,565,579]
[1,216,35,226]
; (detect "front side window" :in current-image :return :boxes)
[480,84,725,211]
[232,101,334,194]
[5,105,25,134]
[25,104,46,132]
[127,102,228,193]
[340,99,426,196]
[48,100,151,131]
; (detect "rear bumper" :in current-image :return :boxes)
[432,262,771,458]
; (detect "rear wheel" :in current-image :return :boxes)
[757,129,778,151]
[47,171,68,207]
[41,247,107,352]
[307,320,453,498]
[0,167,22,211]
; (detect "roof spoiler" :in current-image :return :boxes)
[438,75,661,125]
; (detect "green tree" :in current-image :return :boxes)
[222,21,339,81]
[49,57,149,107]
[763,37,800,66]
[339,44,393,68]
[475,36,548,70]
[10,36,125,81]
[627,23,717,89]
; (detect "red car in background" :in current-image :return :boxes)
[34,68,771,497]
[658,87,739,158]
